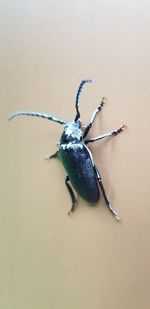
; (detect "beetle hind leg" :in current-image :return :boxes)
[94,165,120,221]
[65,176,78,215]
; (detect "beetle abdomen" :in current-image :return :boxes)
[58,143,100,203]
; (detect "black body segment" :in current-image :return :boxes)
[58,143,100,203]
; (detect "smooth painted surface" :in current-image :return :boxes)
[1,1,150,308]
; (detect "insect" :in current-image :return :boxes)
[9,79,126,220]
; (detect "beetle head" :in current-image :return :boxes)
[60,121,83,144]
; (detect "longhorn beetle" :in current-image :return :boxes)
[9,79,126,220]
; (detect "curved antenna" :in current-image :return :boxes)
[8,111,67,125]
[75,79,92,122]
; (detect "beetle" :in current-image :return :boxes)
[9,79,126,220]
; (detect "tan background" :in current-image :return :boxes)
[1,0,150,308]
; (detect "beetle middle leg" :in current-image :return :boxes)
[45,151,58,160]
[94,165,120,221]
[83,97,106,138]
[65,176,78,215]
[85,125,126,144]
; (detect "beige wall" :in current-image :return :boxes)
[1,1,150,308]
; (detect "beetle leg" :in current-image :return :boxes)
[85,125,126,144]
[65,176,77,215]
[45,151,58,160]
[83,97,106,138]
[94,166,120,221]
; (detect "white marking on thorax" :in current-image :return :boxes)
[60,142,84,151]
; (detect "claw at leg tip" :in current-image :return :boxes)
[122,124,128,130]
[115,214,121,221]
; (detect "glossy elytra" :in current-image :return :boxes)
[9,79,126,220]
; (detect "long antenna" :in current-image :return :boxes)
[8,111,67,125]
[75,79,92,122]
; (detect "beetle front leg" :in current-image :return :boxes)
[83,97,106,138]
[45,151,58,160]
[94,166,120,221]
[65,176,78,215]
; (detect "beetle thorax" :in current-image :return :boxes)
[60,121,83,144]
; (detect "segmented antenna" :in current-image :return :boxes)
[8,111,67,125]
[75,79,92,122]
